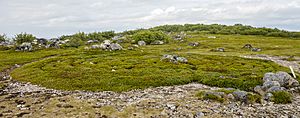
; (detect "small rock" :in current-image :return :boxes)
[188,42,200,47]
[166,104,177,111]
[194,111,205,118]
[151,40,164,45]
[138,41,146,46]
[264,93,273,101]
[232,91,248,102]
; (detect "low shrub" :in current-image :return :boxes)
[14,33,36,44]
[132,30,170,44]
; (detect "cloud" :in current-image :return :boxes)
[0,0,300,38]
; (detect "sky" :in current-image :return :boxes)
[0,0,300,38]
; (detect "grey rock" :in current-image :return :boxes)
[194,112,204,118]
[161,55,188,63]
[137,41,146,46]
[264,93,273,101]
[251,48,262,52]
[262,81,281,90]
[188,42,200,47]
[166,104,177,111]
[151,40,164,45]
[110,43,123,51]
[217,48,225,52]
[176,57,188,63]
[263,72,277,82]
[263,71,299,88]
[232,91,248,102]
[266,86,286,93]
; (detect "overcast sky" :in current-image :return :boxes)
[0,0,300,38]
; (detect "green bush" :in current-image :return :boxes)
[14,33,36,44]
[132,30,170,44]
[63,37,83,48]
[272,91,292,104]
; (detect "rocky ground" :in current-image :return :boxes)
[1,55,300,118]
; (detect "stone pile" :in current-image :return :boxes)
[161,54,188,63]
[254,71,299,101]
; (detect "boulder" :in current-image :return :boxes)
[263,71,299,88]
[176,57,188,63]
[137,41,146,46]
[262,81,281,90]
[263,72,278,82]
[110,43,123,51]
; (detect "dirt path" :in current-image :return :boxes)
[242,55,300,74]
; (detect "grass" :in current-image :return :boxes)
[0,49,75,71]
[3,33,299,92]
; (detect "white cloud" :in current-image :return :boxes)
[0,0,299,38]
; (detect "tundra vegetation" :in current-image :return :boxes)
[1,24,300,104]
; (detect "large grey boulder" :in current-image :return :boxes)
[137,41,146,46]
[263,71,299,88]
[262,81,281,90]
[110,43,123,51]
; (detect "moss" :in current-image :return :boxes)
[196,91,224,103]
[272,91,292,104]
[247,93,262,103]
[216,89,236,94]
